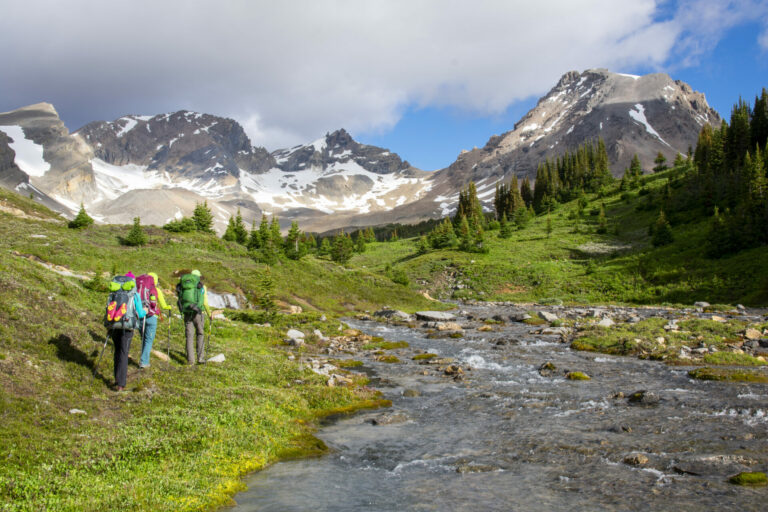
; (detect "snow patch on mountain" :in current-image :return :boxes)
[628,103,671,147]
[0,125,50,177]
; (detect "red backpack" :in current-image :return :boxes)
[136,274,160,317]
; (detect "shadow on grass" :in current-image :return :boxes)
[48,333,112,386]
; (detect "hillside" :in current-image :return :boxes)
[351,163,768,307]
[0,187,440,511]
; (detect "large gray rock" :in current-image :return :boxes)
[538,311,559,323]
[416,311,456,322]
[285,329,305,346]
[374,309,413,322]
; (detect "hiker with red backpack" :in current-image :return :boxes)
[176,269,211,365]
[136,272,172,369]
[103,272,147,391]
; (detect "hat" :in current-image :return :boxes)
[125,271,136,279]
[191,269,201,277]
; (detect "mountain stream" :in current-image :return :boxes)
[232,304,767,511]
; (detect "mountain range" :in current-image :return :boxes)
[0,68,721,233]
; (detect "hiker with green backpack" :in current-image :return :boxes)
[103,272,147,391]
[176,269,211,365]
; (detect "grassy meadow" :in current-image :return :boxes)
[355,168,768,307]
[0,188,432,511]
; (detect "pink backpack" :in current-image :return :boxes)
[136,274,160,317]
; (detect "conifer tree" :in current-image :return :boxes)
[498,212,513,239]
[416,235,430,255]
[269,216,282,251]
[123,217,148,246]
[257,215,270,248]
[68,203,94,229]
[233,209,248,244]
[653,152,668,173]
[705,206,733,258]
[751,88,768,149]
[330,230,354,264]
[247,219,260,250]
[257,268,277,319]
[318,237,332,256]
[650,210,673,247]
[222,215,238,242]
[192,201,215,233]
[520,176,533,207]
[354,230,366,253]
[283,221,306,260]
[596,203,607,234]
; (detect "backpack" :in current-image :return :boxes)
[104,275,140,330]
[136,274,160,317]
[177,273,204,315]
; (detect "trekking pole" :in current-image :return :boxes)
[166,315,171,365]
[94,330,110,375]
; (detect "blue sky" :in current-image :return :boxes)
[359,16,768,170]
[0,1,766,170]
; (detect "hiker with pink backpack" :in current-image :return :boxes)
[135,272,173,369]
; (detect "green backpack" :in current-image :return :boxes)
[177,274,205,314]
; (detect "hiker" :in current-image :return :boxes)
[104,272,146,391]
[136,272,172,369]
[176,269,211,364]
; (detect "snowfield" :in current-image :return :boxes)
[0,125,51,177]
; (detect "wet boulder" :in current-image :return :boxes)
[623,453,649,466]
[509,312,532,322]
[370,412,409,425]
[416,311,456,322]
[538,361,557,377]
[538,311,559,323]
[374,309,413,322]
[628,390,660,406]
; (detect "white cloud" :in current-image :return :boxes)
[0,0,764,150]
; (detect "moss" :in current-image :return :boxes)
[566,371,591,380]
[412,353,438,361]
[331,359,363,368]
[523,317,547,326]
[376,355,401,363]
[729,472,768,486]
[703,352,767,366]
[688,367,768,383]
[448,332,464,338]
[362,340,409,350]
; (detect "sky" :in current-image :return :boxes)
[0,0,766,171]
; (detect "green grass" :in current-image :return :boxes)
[350,170,768,306]
[703,352,767,366]
[688,367,768,383]
[0,189,435,511]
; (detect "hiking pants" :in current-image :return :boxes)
[184,312,205,364]
[139,315,158,367]
[111,329,134,388]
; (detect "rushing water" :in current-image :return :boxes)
[234,305,768,511]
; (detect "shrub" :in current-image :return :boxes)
[68,204,94,229]
[122,217,148,246]
[163,217,196,232]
